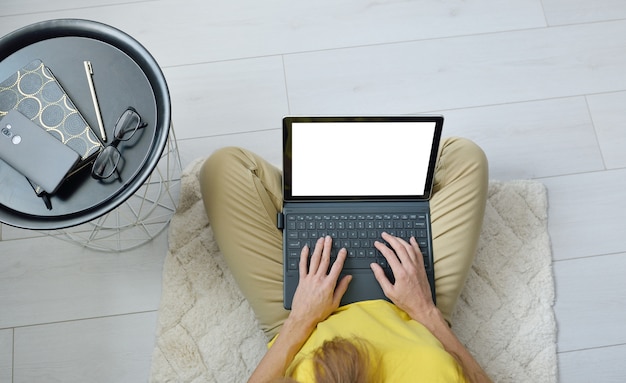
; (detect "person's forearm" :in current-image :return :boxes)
[414,308,493,383]
[247,316,314,383]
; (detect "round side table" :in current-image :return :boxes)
[0,19,182,251]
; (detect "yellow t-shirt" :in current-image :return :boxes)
[270,300,467,382]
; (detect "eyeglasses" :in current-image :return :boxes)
[91,107,147,180]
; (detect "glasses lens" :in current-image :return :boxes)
[114,109,141,141]
[92,146,121,179]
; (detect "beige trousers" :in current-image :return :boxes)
[199,137,488,339]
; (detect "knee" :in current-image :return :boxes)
[200,146,245,178]
[199,147,245,195]
[440,137,488,179]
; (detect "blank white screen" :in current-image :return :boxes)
[291,121,436,197]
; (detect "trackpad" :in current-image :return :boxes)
[339,269,390,306]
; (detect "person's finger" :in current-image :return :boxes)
[370,262,394,296]
[328,247,348,279]
[299,244,310,278]
[307,237,325,273]
[410,237,425,268]
[374,239,402,269]
[397,236,416,260]
[382,232,413,264]
[316,236,333,276]
[333,274,353,305]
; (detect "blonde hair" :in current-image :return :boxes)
[279,337,380,383]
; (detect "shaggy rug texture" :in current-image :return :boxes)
[149,158,557,383]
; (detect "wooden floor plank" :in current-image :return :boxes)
[542,169,626,261]
[587,91,626,169]
[284,20,626,114]
[13,312,157,383]
[0,233,167,328]
[0,329,12,383]
[554,252,626,352]
[559,343,626,382]
[542,0,626,25]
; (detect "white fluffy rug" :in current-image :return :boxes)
[149,158,557,383]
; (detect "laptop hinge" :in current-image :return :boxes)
[276,212,284,230]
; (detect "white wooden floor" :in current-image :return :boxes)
[1,0,626,381]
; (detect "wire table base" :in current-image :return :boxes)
[45,126,182,252]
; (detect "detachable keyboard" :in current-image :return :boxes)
[284,213,431,273]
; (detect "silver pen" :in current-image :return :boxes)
[83,61,107,142]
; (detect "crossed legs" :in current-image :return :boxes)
[199,137,488,339]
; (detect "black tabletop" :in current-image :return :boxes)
[0,19,171,229]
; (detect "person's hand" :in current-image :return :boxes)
[370,232,436,322]
[289,236,352,330]
[249,238,351,383]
